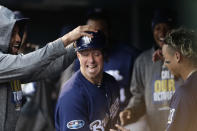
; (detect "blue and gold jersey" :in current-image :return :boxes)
[55,70,120,131]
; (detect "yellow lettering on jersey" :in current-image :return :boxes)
[154,80,161,92]
[168,79,175,92]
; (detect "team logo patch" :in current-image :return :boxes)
[67,120,85,129]
[168,108,175,124]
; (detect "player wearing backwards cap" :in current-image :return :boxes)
[118,9,182,131]
[0,5,97,131]
[55,31,120,131]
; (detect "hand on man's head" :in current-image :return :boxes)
[61,25,98,47]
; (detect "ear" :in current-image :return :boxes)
[76,52,80,59]
[175,51,181,63]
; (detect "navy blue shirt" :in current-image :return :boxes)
[55,70,120,131]
[74,44,140,108]
[167,71,197,131]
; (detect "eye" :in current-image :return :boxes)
[11,29,17,37]
[80,52,89,56]
[164,60,171,64]
[93,51,101,56]
[155,26,161,31]
[11,26,20,37]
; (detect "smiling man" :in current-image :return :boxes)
[55,31,120,131]
[0,5,97,131]
[162,28,197,131]
[119,9,180,131]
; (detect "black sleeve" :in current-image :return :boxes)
[166,90,190,131]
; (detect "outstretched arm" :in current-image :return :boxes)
[0,25,97,83]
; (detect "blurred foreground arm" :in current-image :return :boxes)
[0,25,97,83]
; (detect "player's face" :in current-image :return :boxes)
[9,24,21,55]
[162,44,180,80]
[77,49,104,83]
[153,23,170,48]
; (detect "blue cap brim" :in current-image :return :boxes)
[16,18,30,24]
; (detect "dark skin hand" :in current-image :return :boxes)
[152,49,164,62]
[61,25,98,47]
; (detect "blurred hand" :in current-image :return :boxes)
[152,49,163,62]
[61,25,97,47]
[110,124,131,131]
[119,109,132,126]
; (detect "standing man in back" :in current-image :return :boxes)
[119,9,182,131]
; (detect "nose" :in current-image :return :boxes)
[88,54,95,63]
[15,32,21,43]
[160,28,169,37]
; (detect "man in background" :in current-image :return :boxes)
[119,9,181,131]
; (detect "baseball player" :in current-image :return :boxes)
[163,28,197,131]
[55,31,120,131]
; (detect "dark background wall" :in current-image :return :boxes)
[1,0,195,51]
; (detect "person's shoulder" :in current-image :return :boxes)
[103,72,117,82]
[173,84,190,102]
[179,74,197,97]
[133,48,153,66]
[60,71,83,98]
[103,72,119,90]
[137,48,153,59]
[187,71,197,84]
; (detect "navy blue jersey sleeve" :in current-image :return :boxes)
[55,88,89,131]
[167,89,192,131]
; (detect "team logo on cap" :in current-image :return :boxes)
[82,36,92,47]
[67,120,85,129]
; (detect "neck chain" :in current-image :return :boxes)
[96,83,102,88]
[187,69,197,80]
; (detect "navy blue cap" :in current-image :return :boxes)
[75,31,106,52]
[13,11,29,24]
[152,9,175,29]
